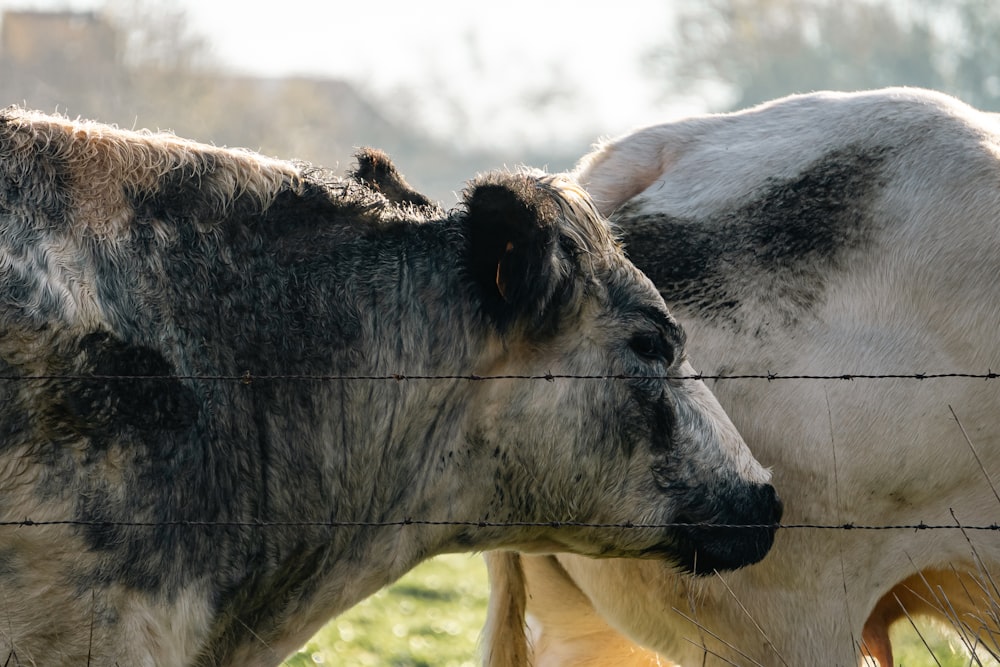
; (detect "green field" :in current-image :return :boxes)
[893,622,1000,667]
[283,555,997,667]
[282,555,488,667]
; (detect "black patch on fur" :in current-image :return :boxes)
[62,332,198,438]
[628,384,678,455]
[352,148,434,208]
[617,147,889,325]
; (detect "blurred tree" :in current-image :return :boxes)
[647,0,1000,111]
[106,0,210,72]
[101,0,225,139]
[941,0,1000,108]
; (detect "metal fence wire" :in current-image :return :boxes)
[2,371,1000,382]
[1,370,998,533]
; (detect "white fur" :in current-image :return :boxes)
[489,88,1000,666]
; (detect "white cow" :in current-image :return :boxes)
[484,87,1000,667]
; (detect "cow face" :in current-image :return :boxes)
[460,173,782,573]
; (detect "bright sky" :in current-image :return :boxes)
[5,0,698,150]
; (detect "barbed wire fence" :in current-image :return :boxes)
[2,370,999,534]
[4,371,1000,382]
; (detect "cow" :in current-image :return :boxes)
[483,87,1000,667]
[0,108,781,667]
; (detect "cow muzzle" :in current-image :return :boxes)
[664,481,783,574]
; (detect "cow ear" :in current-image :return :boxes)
[463,176,567,331]
[352,147,434,208]
[573,128,672,217]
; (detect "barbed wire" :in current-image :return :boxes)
[1,370,997,534]
[0,371,998,383]
[1,518,998,532]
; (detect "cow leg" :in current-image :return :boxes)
[520,554,673,667]
[860,609,894,667]
[483,551,531,667]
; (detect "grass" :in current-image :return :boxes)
[282,554,489,667]
[893,622,1000,667]
[282,555,997,667]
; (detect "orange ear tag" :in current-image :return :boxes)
[495,241,514,301]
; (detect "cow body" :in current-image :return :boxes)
[0,109,779,666]
[485,88,1000,666]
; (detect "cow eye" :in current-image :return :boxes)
[628,332,674,366]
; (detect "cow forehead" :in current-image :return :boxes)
[526,170,624,272]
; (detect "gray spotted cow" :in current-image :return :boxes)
[0,109,781,666]
[485,88,1000,667]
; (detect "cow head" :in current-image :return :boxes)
[456,171,782,573]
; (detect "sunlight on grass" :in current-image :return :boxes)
[893,621,1000,667]
[285,554,998,667]
[282,554,488,667]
